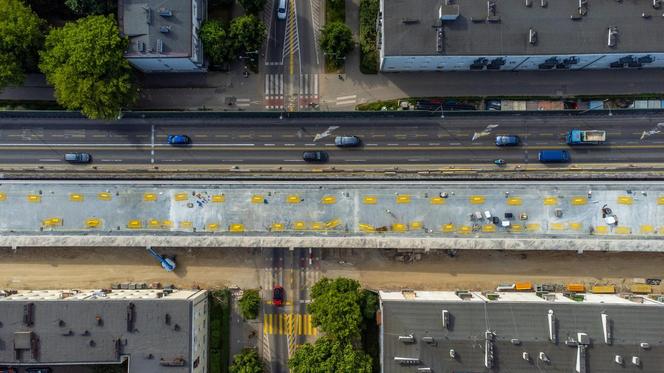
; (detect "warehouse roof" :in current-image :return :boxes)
[380,291,664,373]
[0,289,206,372]
[383,0,664,56]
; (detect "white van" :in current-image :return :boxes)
[277,0,287,20]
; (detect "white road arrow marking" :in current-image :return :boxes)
[472,124,499,141]
[313,126,339,142]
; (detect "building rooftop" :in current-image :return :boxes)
[383,0,664,56]
[0,289,206,372]
[122,0,192,57]
[380,291,664,373]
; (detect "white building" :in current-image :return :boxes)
[0,288,208,373]
[379,0,664,72]
[120,0,207,72]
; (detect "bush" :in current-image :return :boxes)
[320,22,354,70]
[238,289,261,320]
[200,20,236,65]
[0,0,44,90]
[230,348,263,373]
[210,289,231,373]
[325,0,345,23]
[238,0,266,15]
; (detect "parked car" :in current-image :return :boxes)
[0,368,16,373]
[495,135,520,146]
[273,285,284,307]
[26,368,52,373]
[334,136,361,147]
[64,152,92,163]
[167,135,191,145]
[302,151,328,162]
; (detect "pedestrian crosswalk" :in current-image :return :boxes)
[299,73,319,109]
[265,74,284,110]
[335,94,357,107]
[263,313,318,336]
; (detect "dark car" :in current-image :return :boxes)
[302,151,328,162]
[167,135,191,145]
[495,135,520,146]
[64,152,92,163]
[334,136,361,147]
[0,368,16,373]
[273,285,284,307]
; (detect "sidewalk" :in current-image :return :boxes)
[0,74,55,102]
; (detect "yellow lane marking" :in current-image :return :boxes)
[506,197,522,206]
[86,218,101,228]
[162,220,173,229]
[326,219,341,229]
[69,193,84,202]
[615,226,631,235]
[594,226,608,235]
[526,223,540,232]
[179,221,193,229]
[263,314,317,335]
[658,196,664,205]
[359,223,375,232]
[287,195,301,204]
[543,197,557,206]
[441,223,455,232]
[230,223,245,232]
[510,224,522,233]
[550,222,565,230]
[212,194,225,203]
[392,223,407,232]
[363,195,377,204]
[271,223,285,231]
[148,219,161,229]
[617,196,633,205]
[27,194,41,203]
[570,196,587,206]
[251,195,264,204]
[207,223,220,232]
[175,192,189,201]
[469,195,485,204]
[294,221,306,230]
[410,221,423,230]
[127,220,142,229]
[457,225,472,234]
[321,195,336,204]
[0,192,5,201]
[640,225,654,234]
[310,222,324,231]
[143,193,157,202]
[569,222,583,231]
[97,192,112,201]
[396,194,411,204]
[42,217,62,227]
[430,196,445,205]
[482,224,495,233]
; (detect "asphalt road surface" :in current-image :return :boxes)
[0,114,663,166]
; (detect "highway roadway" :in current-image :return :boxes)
[0,114,663,166]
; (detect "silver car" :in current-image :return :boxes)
[334,136,361,147]
[64,152,92,163]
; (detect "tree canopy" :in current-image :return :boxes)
[319,21,353,66]
[200,20,236,65]
[230,348,263,373]
[238,0,267,15]
[0,0,44,90]
[309,277,363,340]
[229,15,267,56]
[64,0,108,15]
[238,289,261,320]
[39,15,137,120]
[288,336,372,373]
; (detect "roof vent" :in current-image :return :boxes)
[399,334,415,343]
[615,355,623,365]
[401,18,420,24]
[136,41,145,52]
[653,0,662,9]
[160,26,171,33]
[578,0,588,16]
[525,0,532,7]
[528,28,537,45]
[143,6,152,25]
[159,8,173,17]
[156,39,164,53]
[607,26,618,48]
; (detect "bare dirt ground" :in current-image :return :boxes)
[0,247,662,293]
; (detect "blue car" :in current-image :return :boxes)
[495,135,520,146]
[167,135,191,145]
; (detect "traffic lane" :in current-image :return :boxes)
[295,0,318,70]
[0,148,152,164]
[265,0,286,64]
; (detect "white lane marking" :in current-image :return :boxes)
[264,143,276,146]
[284,143,296,146]
[160,159,183,162]
[39,159,60,162]
[324,143,334,146]
[407,143,420,146]
[305,143,316,146]
[429,143,440,145]
[345,159,366,162]
[221,160,244,162]
[387,143,399,146]
[100,159,123,162]
[408,159,430,162]
[284,159,304,162]
[449,142,462,145]
[265,75,270,95]
[366,143,378,146]
[150,125,155,164]
[0,143,258,147]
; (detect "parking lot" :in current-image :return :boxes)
[0,182,663,239]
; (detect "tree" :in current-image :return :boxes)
[319,21,353,67]
[238,0,267,15]
[308,278,363,340]
[230,348,263,373]
[288,337,372,373]
[238,289,261,320]
[200,20,236,65]
[39,15,137,120]
[229,15,267,56]
[64,0,108,15]
[0,0,44,90]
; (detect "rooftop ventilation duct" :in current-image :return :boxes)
[608,26,618,48]
[601,313,612,345]
[528,28,537,45]
[547,310,556,343]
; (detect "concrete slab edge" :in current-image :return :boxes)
[1,235,663,252]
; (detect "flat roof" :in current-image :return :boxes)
[0,289,206,372]
[122,0,192,57]
[381,292,664,373]
[383,0,664,56]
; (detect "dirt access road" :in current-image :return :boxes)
[1,247,662,292]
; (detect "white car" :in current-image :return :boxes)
[277,0,287,20]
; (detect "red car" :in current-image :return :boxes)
[273,285,284,307]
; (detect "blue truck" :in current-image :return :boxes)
[566,129,606,145]
[538,150,570,163]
